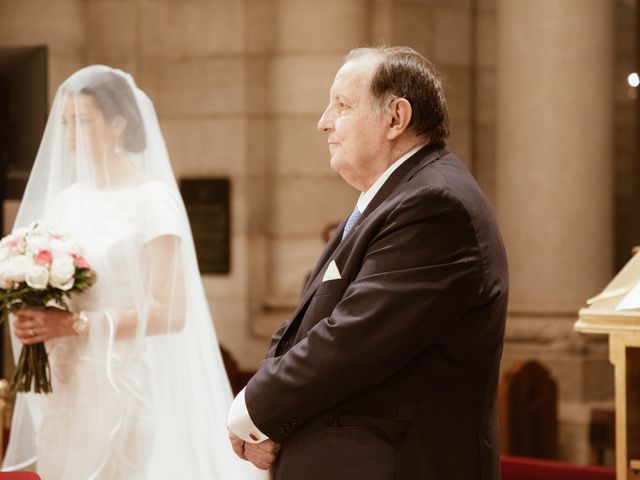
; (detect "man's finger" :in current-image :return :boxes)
[232,442,247,460]
[228,433,247,460]
[253,439,279,452]
[245,453,274,471]
[244,443,276,470]
[251,460,271,471]
[245,446,276,461]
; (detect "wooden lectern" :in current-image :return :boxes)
[576,252,640,480]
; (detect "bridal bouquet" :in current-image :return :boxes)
[0,222,96,393]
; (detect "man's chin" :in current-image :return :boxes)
[330,162,362,190]
[329,156,343,174]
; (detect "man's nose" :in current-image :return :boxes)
[317,107,333,132]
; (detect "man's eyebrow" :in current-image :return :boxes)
[335,94,356,104]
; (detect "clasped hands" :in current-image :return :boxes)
[229,432,279,471]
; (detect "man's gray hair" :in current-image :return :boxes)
[345,46,449,144]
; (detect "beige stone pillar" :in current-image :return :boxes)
[132,0,264,369]
[261,0,368,306]
[496,0,614,463]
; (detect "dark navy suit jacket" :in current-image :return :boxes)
[246,143,509,480]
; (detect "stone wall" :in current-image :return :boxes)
[0,0,502,368]
[0,0,637,465]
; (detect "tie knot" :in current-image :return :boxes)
[342,207,362,240]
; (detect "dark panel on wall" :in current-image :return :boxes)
[0,46,48,380]
[0,46,48,201]
[180,178,231,274]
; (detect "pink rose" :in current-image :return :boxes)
[71,254,90,269]
[34,249,53,265]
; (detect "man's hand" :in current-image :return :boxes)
[244,439,280,470]
[229,432,247,460]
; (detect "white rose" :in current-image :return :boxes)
[50,255,75,291]
[12,227,28,238]
[25,233,50,253]
[0,264,14,289]
[28,221,48,233]
[1,235,14,247]
[1,235,21,255]
[11,228,28,252]
[50,238,80,257]
[4,255,34,283]
[25,265,49,290]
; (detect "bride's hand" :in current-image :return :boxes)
[13,307,77,345]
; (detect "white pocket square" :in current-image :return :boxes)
[322,260,341,282]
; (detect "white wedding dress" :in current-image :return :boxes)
[2,65,265,480]
[38,181,177,479]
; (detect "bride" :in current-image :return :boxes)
[2,65,265,479]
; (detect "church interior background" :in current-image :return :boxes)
[0,0,637,467]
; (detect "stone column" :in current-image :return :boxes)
[496,0,614,463]
[251,0,368,339]
[372,0,476,176]
[132,1,262,369]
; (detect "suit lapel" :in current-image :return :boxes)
[359,142,449,224]
[277,142,450,349]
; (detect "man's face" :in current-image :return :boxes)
[317,57,390,191]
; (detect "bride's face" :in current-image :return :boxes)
[62,93,117,160]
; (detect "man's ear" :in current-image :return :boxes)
[387,98,412,140]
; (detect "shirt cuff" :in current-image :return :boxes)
[227,387,269,444]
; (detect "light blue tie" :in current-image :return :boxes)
[342,207,362,240]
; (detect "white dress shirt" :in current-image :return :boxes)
[227,143,426,444]
[356,143,425,214]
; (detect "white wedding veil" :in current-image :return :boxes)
[2,65,264,479]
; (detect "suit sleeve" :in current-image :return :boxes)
[246,187,484,442]
[264,320,289,358]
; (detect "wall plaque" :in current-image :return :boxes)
[180,178,230,274]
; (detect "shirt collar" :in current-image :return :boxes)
[356,143,426,214]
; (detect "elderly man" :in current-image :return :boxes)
[228,46,508,480]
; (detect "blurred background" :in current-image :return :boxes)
[0,0,637,468]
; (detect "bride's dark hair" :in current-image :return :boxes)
[80,71,147,153]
